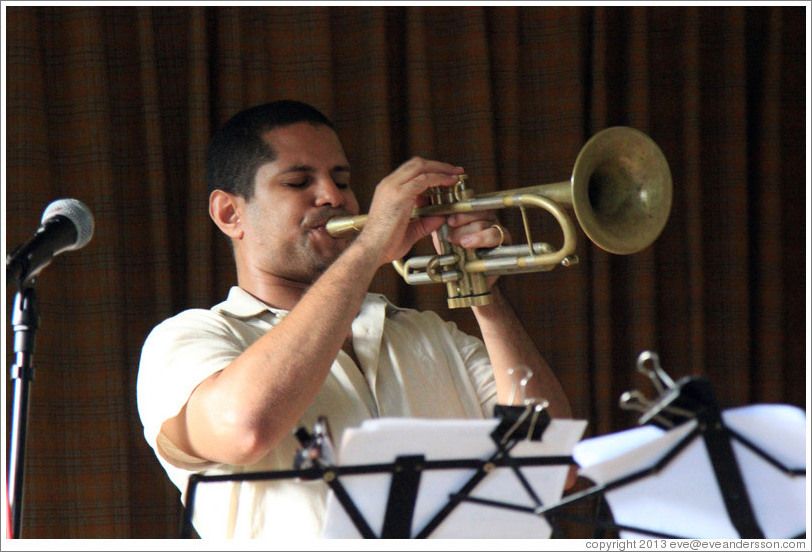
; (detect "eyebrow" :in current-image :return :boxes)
[280,164,351,175]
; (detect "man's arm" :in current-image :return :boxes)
[161,239,381,466]
[472,285,572,418]
[439,212,572,418]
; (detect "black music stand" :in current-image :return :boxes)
[179,403,584,539]
[535,351,807,539]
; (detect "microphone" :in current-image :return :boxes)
[6,198,95,286]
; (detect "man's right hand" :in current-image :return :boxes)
[354,157,466,267]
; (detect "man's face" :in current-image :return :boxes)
[237,122,360,284]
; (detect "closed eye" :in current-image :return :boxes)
[283,179,309,189]
[282,178,349,190]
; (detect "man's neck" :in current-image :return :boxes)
[235,271,311,312]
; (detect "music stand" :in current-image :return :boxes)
[179,404,587,539]
[535,351,807,539]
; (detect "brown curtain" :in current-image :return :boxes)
[4,5,806,539]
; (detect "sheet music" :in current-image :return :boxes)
[322,417,587,538]
[572,404,807,539]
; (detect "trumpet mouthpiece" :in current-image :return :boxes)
[325,214,368,237]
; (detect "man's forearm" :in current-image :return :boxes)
[472,285,572,418]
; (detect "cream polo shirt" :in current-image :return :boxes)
[137,286,498,539]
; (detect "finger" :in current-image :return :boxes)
[403,173,464,196]
[458,223,510,249]
[392,157,465,181]
[446,211,498,229]
[406,215,446,244]
[386,159,465,195]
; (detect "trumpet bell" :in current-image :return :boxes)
[572,126,673,255]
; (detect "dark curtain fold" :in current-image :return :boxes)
[3,5,807,539]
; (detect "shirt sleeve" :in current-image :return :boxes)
[448,320,499,414]
[417,309,498,414]
[136,309,247,470]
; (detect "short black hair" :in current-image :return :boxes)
[205,100,335,201]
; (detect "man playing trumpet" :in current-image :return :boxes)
[137,100,572,538]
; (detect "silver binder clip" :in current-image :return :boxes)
[619,389,654,414]
[496,398,550,444]
[619,389,675,428]
[294,415,336,470]
[493,366,551,443]
[622,351,697,428]
[524,398,550,441]
[636,351,675,395]
[507,365,533,406]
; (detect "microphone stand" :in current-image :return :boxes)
[7,284,39,539]
[5,199,94,539]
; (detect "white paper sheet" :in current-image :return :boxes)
[321,417,587,538]
[572,404,807,539]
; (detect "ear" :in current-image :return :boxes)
[209,190,244,240]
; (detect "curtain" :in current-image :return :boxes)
[3,5,806,539]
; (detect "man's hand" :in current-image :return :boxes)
[355,157,466,266]
[431,211,512,289]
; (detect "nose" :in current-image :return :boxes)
[314,178,346,208]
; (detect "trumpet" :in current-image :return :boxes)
[326,126,673,309]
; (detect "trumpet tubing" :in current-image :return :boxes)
[326,126,673,309]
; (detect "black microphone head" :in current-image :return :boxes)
[41,198,95,251]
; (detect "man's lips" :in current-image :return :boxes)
[308,220,331,233]
[305,210,354,233]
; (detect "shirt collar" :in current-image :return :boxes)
[213,287,283,319]
[212,286,406,320]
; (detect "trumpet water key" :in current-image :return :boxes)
[326,127,673,309]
